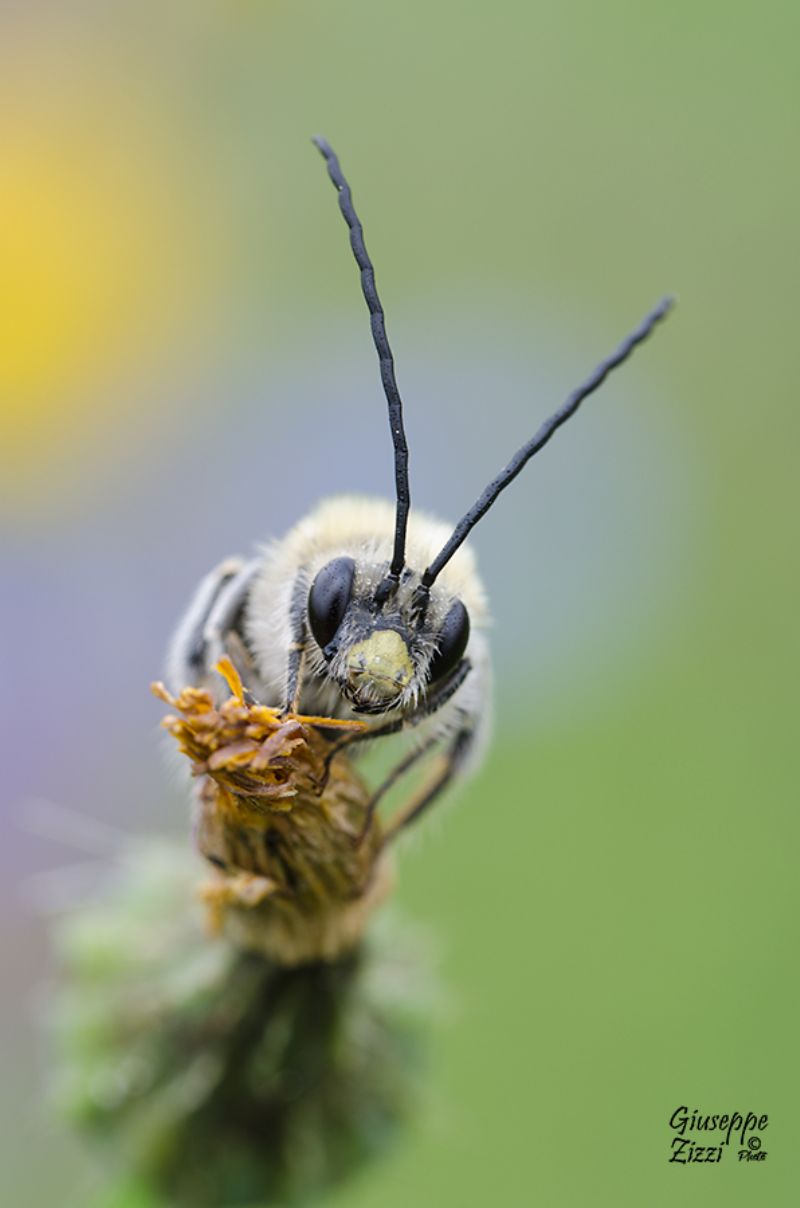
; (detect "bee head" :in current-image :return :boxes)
[306,555,469,714]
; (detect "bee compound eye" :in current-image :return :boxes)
[307,557,356,653]
[428,599,470,683]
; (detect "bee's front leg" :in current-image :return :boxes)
[380,724,476,844]
[202,559,262,676]
[282,571,310,714]
[167,556,261,693]
[354,731,442,843]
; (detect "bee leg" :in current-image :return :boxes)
[380,725,476,844]
[202,559,262,687]
[355,732,441,844]
[168,557,247,689]
[282,573,310,713]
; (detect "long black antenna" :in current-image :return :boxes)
[313,136,410,588]
[420,295,676,592]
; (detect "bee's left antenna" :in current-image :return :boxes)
[313,136,410,595]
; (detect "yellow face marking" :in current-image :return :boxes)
[346,630,413,701]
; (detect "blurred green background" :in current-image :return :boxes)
[1,2,797,1205]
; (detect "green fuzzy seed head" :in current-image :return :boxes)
[51,840,437,1207]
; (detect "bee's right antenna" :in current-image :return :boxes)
[313,136,410,600]
[415,294,676,606]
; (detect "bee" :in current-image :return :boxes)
[164,138,673,956]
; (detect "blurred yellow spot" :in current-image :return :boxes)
[0,83,226,516]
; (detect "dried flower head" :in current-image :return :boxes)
[152,659,394,966]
